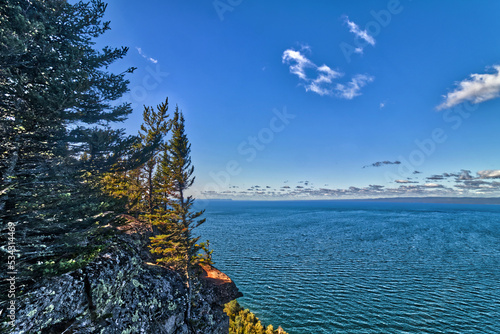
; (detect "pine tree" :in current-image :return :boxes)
[101,99,170,220]
[154,144,172,211]
[149,106,212,320]
[255,321,265,334]
[224,300,287,334]
[0,0,138,292]
[137,98,170,220]
[100,166,144,217]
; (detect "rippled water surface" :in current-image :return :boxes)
[196,201,500,334]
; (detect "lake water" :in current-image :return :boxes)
[196,200,500,334]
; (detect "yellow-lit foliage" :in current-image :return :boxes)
[224,300,288,334]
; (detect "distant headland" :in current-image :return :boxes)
[349,197,500,205]
[206,197,500,205]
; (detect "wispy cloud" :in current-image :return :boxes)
[343,16,376,55]
[307,64,343,96]
[395,180,418,184]
[282,49,315,80]
[363,160,401,168]
[437,65,500,110]
[282,48,373,98]
[136,47,158,64]
[336,74,374,99]
[426,174,446,181]
[344,17,376,46]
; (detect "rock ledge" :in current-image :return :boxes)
[8,223,241,334]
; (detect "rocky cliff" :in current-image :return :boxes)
[6,220,242,333]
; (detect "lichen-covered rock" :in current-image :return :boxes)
[6,223,241,333]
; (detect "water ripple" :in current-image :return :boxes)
[197,201,500,333]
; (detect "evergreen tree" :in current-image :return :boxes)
[149,106,212,319]
[138,98,170,219]
[100,165,144,217]
[0,0,138,292]
[154,143,172,211]
[224,300,288,334]
[101,99,170,219]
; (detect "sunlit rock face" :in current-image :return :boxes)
[10,223,241,334]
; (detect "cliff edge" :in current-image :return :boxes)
[6,220,242,333]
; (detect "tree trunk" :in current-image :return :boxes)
[148,166,153,215]
[186,262,192,321]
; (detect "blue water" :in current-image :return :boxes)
[196,200,500,334]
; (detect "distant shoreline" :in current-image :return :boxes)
[204,197,500,205]
[347,197,500,205]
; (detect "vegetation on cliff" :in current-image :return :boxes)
[0,0,211,291]
[0,0,213,324]
[225,300,288,334]
[103,99,214,321]
[0,0,140,294]
[0,0,283,332]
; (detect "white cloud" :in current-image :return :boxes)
[136,47,158,64]
[335,74,374,99]
[345,17,375,46]
[306,65,342,96]
[343,16,376,55]
[282,49,315,80]
[423,183,443,188]
[379,102,385,109]
[437,65,500,110]
[477,169,500,179]
[282,48,373,99]
[316,65,340,83]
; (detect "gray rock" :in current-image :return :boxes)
[7,223,242,333]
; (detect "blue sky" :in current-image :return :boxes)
[100,0,500,199]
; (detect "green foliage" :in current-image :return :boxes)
[147,106,211,268]
[195,240,214,266]
[100,99,213,275]
[0,1,216,326]
[146,104,212,321]
[32,244,105,276]
[29,217,117,278]
[100,99,170,218]
[224,300,288,334]
[138,98,170,218]
[101,167,144,215]
[0,0,137,293]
